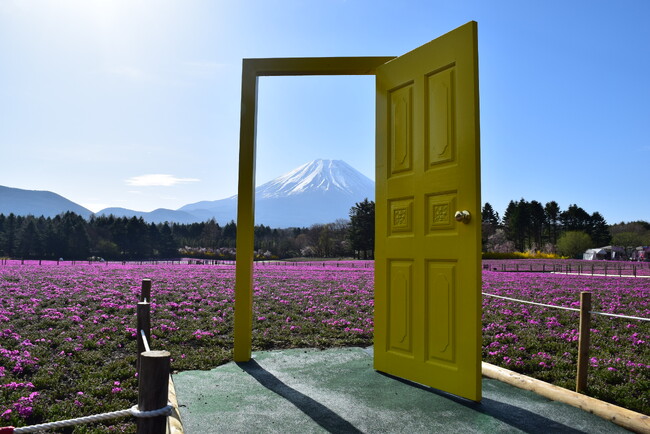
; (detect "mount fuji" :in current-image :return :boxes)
[179,159,375,227]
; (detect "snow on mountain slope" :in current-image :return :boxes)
[179,159,375,227]
[255,159,374,199]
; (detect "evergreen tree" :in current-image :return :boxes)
[2,214,18,257]
[503,199,529,251]
[0,214,6,256]
[588,212,611,246]
[61,218,90,260]
[560,204,591,232]
[223,220,237,245]
[16,217,42,258]
[200,219,222,248]
[348,198,375,259]
[481,202,499,225]
[157,223,177,258]
[544,201,561,245]
[528,200,546,249]
[481,202,500,251]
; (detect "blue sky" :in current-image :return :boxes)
[1,1,648,224]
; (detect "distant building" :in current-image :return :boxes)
[582,246,627,261]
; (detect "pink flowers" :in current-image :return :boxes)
[1,390,39,419]
[482,267,648,413]
[111,381,122,394]
[192,329,215,340]
[0,259,647,421]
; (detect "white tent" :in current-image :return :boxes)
[582,246,627,260]
[583,248,606,260]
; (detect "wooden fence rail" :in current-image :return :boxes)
[482,260,650,276]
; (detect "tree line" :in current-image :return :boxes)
[3,198,645,261]
[0,199,376,261]
[482,199,650,257]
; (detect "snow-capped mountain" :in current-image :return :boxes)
[255,159,374,199]
[180,159,375,227]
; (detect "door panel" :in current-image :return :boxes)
[374,21,481,401]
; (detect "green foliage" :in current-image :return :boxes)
[348,199,375,259]
[556,231,593,258]
[481,202,499,225]
[588,211,611,246]
[482,199,624,255]
[544,201,561,245]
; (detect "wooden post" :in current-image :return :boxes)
[576,291,592,393]
[137,350,170,434]
[137,302,151,373]
[141,279,152,302]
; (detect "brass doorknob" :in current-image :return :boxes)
[454,210,471,224]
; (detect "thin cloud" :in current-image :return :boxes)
[110,66,151,81]
[125,174,200,187]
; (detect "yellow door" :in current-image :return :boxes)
[374,22,482,401]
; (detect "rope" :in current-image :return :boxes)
[483,292,650,322]
[588,311,650,322]
[140,329,151,352]
[12,404,172,433]
[482,292,580,312]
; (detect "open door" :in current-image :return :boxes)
[233,21,481,401]
[374,22,482,401]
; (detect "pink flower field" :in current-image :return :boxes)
[482,270,649,414]
[0,261,648,431]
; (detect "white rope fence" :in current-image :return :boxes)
[141,329,151,352]
[482,292,650,322]
[10,404,172,434]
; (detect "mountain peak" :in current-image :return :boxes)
[0,185,92,218]
[256,159,374,199]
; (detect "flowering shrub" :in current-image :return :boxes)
[0,261,647,432]
[482,270,649,413]
[483,251,565,259]
[0,262,373,431]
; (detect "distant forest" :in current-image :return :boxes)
[483,199,650,258]
[0,199,375,261]
[0,198,648,261]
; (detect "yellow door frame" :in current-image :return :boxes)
[233,57,395,361]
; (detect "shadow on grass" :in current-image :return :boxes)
[236,359,362,433]
[379,372,587,434]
